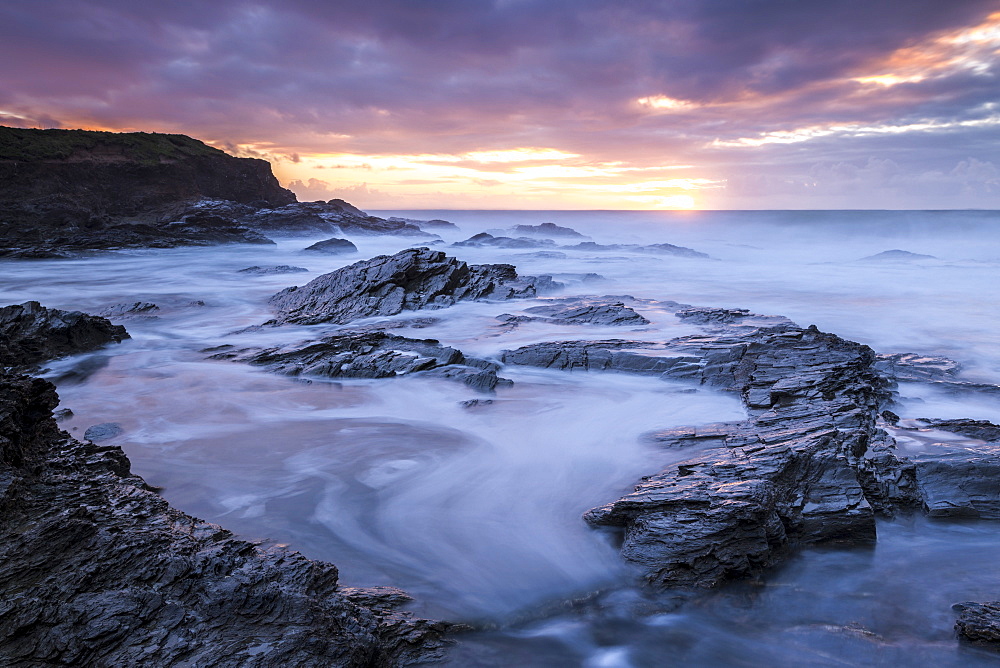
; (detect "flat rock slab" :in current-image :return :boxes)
[904,419,1000,519]
[211,331,510,392]
[268,247,560,325]
[238,265,309,275]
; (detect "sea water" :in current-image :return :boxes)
[2,209,999,666]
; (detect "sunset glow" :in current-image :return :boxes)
[2,1,997,209]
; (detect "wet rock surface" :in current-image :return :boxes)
[954,602,1000,645]
[302,237,359,255]
[0,373,450,666]
[497,300,651,328]
[268,247,561,325]
[211,331,509,392]
[897,419,1000,519]
[96,302,161,321]
[452,232,556,249]
[503,323,909,588]
[564,241,709,258]
[0,301,129,371]
[238,265,309,275]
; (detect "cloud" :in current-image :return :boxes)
[2,0,998,207]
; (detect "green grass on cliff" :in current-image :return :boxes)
[0,126,229,163]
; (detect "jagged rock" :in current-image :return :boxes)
[858,249,937,262]
[954,601,1000,644]
[268,248,561,325]
[238,265,309,275]
[302,237,358,255]
[96,302,160,320]
[0,301,129,372]
[563,241,709,258]
[83,422,124,442]
[504,325,909,588]
[0,373,449,665]
[210,331,510,392]
[452,232,555,249]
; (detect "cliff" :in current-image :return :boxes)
[0,126,296,230]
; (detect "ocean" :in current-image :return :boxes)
[2,209,998,666]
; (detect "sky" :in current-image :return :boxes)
[2,1,999,210]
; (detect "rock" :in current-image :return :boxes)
[903,419,1000,519]
[302,237,359,255]
[83,422,124,442]
[211,331,510,392]
[53,408,74,420]
[519,302,651,326]
[916,418,1000,442]
[858,249,937,262]
[675,306,795,329]
[512,251,568,260]
[387,217,459,231]
[875,353,961,382]
[238,265,310,275]
[876,353,1000,397]
[268,248,561,325]
[510,222,587,238]
[0,301,129,372]
[0,373,450,665]
[954,601,1000,644]
[452,232,555,249]
[563,241,709,258]
[0,127,292,255]
[96,302,160,320]
[504,324,906,589]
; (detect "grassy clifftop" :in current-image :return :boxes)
[0,126,228,163]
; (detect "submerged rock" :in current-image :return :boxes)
[563,241,709,258]
[96,302,160,320]
[0,301,129,372]
[83,421,124,441]
[211,331,509,392]
[858,249,937,262]
[954,601,1000,645]
[238,265,309,275]
[0,373,450,665]
[387,216,459,231]
[452,232,555,249]
[302,237,358,255]
[268,247,561,325]
[510,222,587,238]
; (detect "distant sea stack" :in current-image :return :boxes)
[0,126,295,229]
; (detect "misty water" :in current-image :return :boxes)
[2,209,999,666]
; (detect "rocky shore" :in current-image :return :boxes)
[3,128,998,658]
[0,306,450,666]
